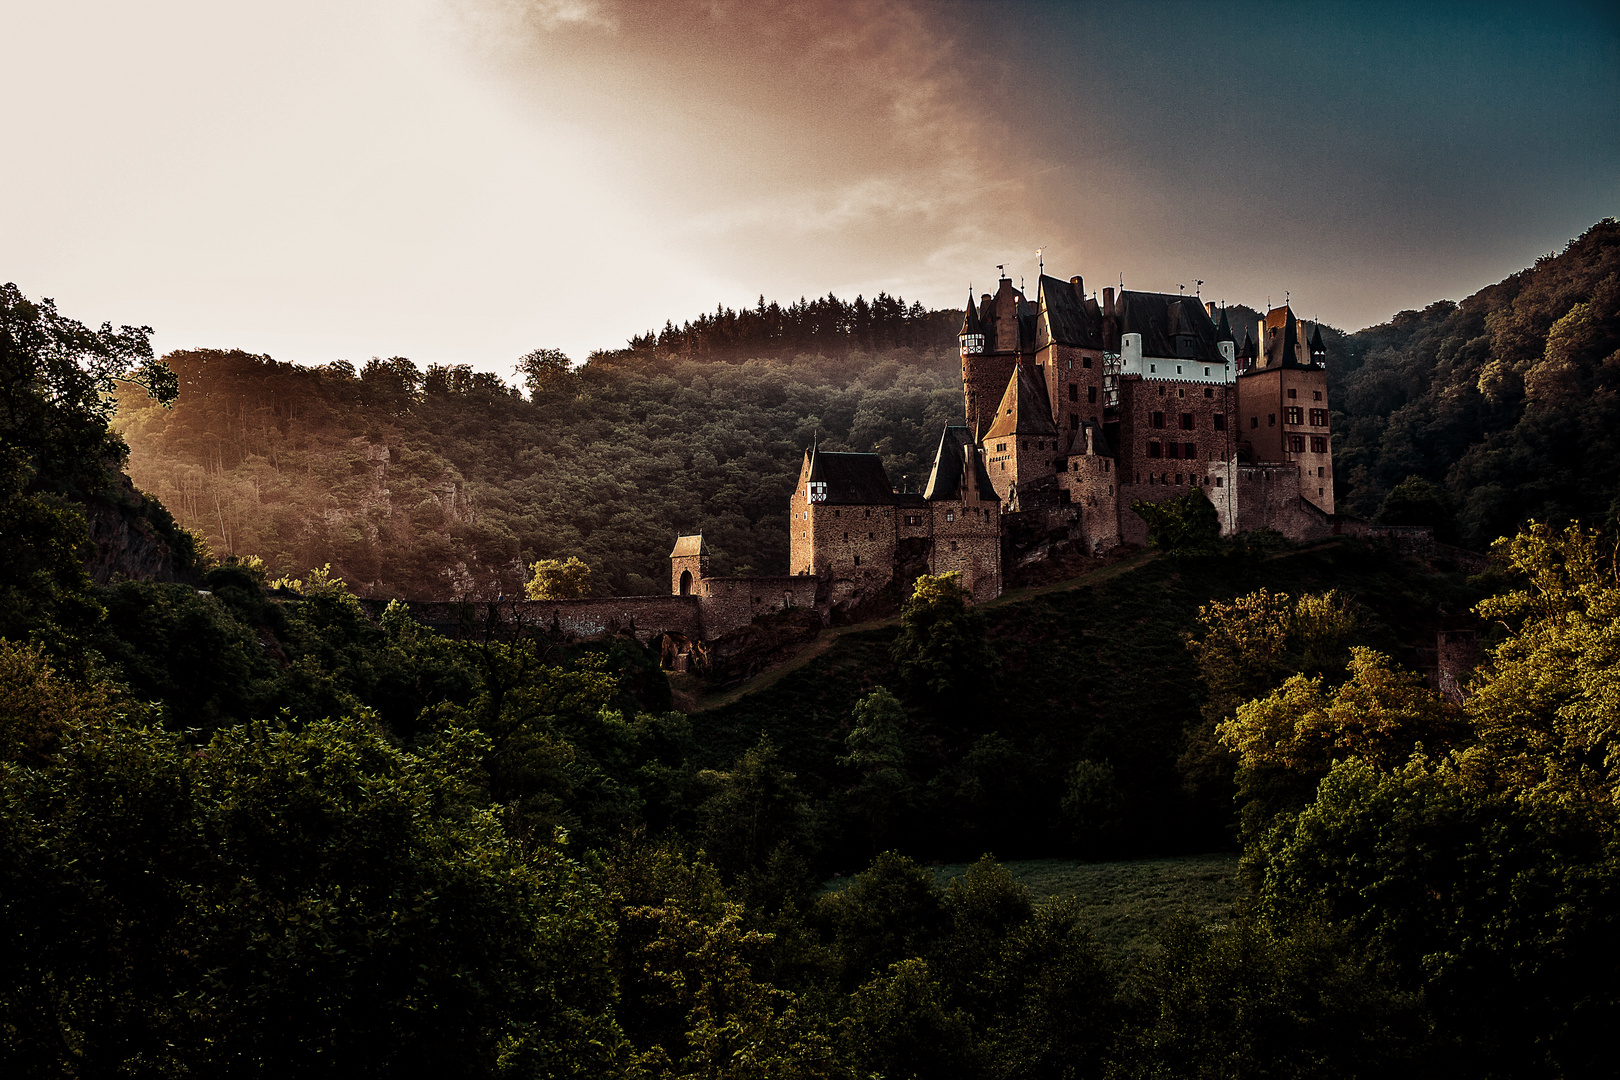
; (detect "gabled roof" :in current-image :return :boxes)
[984,362,1058,440]
[1037,275,1103,348]
[1116,291,1225,362]
[805,446,896,505]
[671,533,708,557]
[1239,331,1257,359]
[923,424,1000,502]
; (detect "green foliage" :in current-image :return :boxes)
[890,572,992,717]
[1060,758,1125,854]
[527,555,592,599]
[517,346,574,400]
[116,334,962,600]
[839,687,911,852]
[0,710,626,1076]
[1375,474,1460,544]
[1332,219,1620,545]
[1258,760,1620,1077]
[1460,519,1620,807]
[1130,489,1221,555]
[1117,916,1428,1079]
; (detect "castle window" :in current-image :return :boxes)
[1083,356,1093,368]
[1176,473,1184,484]
[1178,388,1185,398]
[1214,413,1226,431]
[868,531,874,539]
[843,532,849,540]
[1268,414,1276,426]
[1314,390,1323,401]
[1286,406,1303,424]
[1251,416,1259,429]
[1317,466,1326,477]
[1068,384,1078,401]
[1185,442,1196,458]
[1177,366,1183,374]
[946,511,955,522]
[834,509,840,517]
[1151,411,1165,428]
[1176,335,1196,357]
[1108,484,1113,495]
[854,555,861,566]
[1150,364,1156,373]
[1088,386,1097,403]
[1287,388,1298,399]
[1310,436,1328,453]
[1215,476,1223,487]
[865,509,870,518]
[1180,413,1194,430]
[996,442,1006,452]
[1148,441,1162,458]
[1287,435,1306,452]
[1205,387,1213,398]
[1204,367,1211,376]
[950,541,959,551]
[1167,442,1180,459]
[1309,408,1327,426]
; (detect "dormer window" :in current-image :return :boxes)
[1176,335,1196,358]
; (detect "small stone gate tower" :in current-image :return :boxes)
[670,533,709,595]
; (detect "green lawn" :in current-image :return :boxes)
[823,852,1249,965]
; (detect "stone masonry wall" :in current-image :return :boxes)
[1116,375,1236,489]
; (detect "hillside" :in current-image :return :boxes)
[689,536,1486,868]
[1327,218,1620,542]
[114,344,962,599]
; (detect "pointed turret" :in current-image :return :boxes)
[923,424,999,502]
[1308,324,1326,365]
[959,292,984,338]
[1216,306,1234,343]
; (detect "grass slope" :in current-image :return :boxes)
[689,537,1486,862]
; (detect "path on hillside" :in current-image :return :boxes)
[692,550,1158,712]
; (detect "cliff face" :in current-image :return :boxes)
[80,472,199,586]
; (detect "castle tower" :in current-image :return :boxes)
[921,423,1001,601]
[983,360,1059,510]
[960,277,1024,425]
[1235,305,1334,513]
[670,534,709,595]
[1032,274,1108,450]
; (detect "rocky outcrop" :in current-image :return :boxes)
[80,473,199,585]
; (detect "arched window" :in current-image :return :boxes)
[679,570,692,595]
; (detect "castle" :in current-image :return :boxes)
[755,270,1339,607]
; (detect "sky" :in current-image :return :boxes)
[2,0,1616,378]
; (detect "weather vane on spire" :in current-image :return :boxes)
[1036,248,1044,277]
[996,263,1006,278]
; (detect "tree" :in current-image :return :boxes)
[1375,476,1459,544]
[1459,519,1620,807]
[891,573,992,717]
[526,556,592,600]
[840,687,911,853]
[0,710,628,1076]
[0,282,175,497]
[516,347,573,400]
[1131,489,1221,555]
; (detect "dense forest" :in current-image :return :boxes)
[111,220,1620,602]
[5,223,1620,1075]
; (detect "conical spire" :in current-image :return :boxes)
[1308,324,1326,363]
[959,291,984,337]
[1216,305,1234,343]
[1281,307,1299,366]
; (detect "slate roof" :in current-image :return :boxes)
[1216,306,1234,343]
[1117,291,1226,362]
[1037,275,1104,348]
[1065,419,1114,459]
[670,534,708,557]
[923,424,1000,502]
[985,362,1058,440]
[1248,305,1319,372]
[805,447,896,505]
[959,293,984,337]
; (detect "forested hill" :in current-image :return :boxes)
[1328,218,1620,544]
[116,342,963,600]
[117,222,1620,597]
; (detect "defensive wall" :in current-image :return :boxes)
[357,574,820,647]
